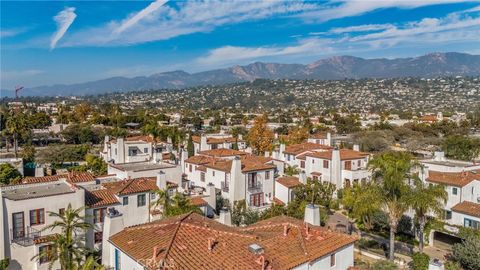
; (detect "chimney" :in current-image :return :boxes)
[207,238,216,252]
[274,133,279,139]
[117,137,125,163]
[299,171,307,184]
[353,144,360,151]
[152,246,159,261]
[154,150,163,164]
[238,134,243,141]
[326,132,332,146]
[101,208,124,265]
[167,137,172,144]
[181,149,188,173]
[205,183,217,215]
[283,223,289,236]
[200,134,208,151]
[229,156,243,201]
[331,148,342,188]
[434,151,445,161]
[156,170,167,190]
[219,208,232,226]
[279,143,286,158]
[304,204,321,226]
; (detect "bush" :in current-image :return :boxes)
[444,261,462,270]
[452,234,480,270]
[411,252,429,270]
[372,210,389,232]
[371,260,398,270]
[0,258,9,270]
[397,215,413,235]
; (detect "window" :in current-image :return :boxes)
[128,148,138,156]
[189,164,192,172]
[330,253,336,267]
[357,160,361,167]
[212,171,215,177]
[59,208,65,216]
[30,209,45,226]
[323,160,329,169]
[249,193,264,207]
[94,232,103,244]
[12,212,25,239]
[201,172,205,182]
[300,161,305,168]
[122,197,129,206]
[150,193,156,200]
[345,161,352,170]
[39,245,53,264]
[93,208,106,223]
[445,210,452,220]
[137,194,146,207]
[312,159,315,164]
[464,218,480,229]
[115,148,117,155]
[452,187,458,195]
[144,147,148,153]
[265,171,270,179]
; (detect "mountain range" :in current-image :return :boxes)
[4,52,480,97]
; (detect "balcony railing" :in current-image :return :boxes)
[247,183,263,193]
[11,226,41,246]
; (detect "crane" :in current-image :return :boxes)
[14,86,24,98]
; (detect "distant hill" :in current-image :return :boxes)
[7,52,480,97]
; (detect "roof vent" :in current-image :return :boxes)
[248,243,264,255]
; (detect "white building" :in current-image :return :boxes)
[268,142,333,169]
[420,152,480,230]
[104,206,356,270]
[191,134,246,154]
[102,135,172,164]
[183,149,278,210]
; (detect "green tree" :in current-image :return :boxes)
[411,252,430,270]
[33,204,91,269]
[370,260,398,270]
[186,134,194,157]
[0,163,22,185]
[21,144,36,163]
[368,151,414,260]
[151,190,200,218]
[341,183,381,230]
[452,233,480,270]
[408,177,447,252]
[82,154,107,176]
[6,112,30,158]
[442,135,480,161]
[0,258,9,270]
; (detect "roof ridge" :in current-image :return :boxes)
[159,212,194,265]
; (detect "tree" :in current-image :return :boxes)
[408,177,447,252]
[0,163,22,185]
[0,258,9,270]
[286,126,309,145]
[442,135,480,161]
[368,151,414,260]
[78,154,107,176]
[6,112,29,158]
[452,232,480,270]
[411,252,430,270]
[370,260,398,270]
[186,134,194,157]
[151,190,200,218]
[247,114,274,155]
[341,183,381,230]
[284,165,299,176]
[21,144,36,163]
[33,204,91,269]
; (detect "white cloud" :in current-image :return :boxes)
[328,24,394,34]
[0,28,27,38]
[197,38,333,65]
[50,7,77,50]
[298,0,471,22]
[114,0,168,34]
[61,1,318,47]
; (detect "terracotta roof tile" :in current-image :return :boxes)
[306,149,370,161]
[190,196,208,207]
[427,171,479,187]
[204,155,276,173]
[192,135,244,144]
[102,177,177,196]
[21,172,95,185]
[284,143,333,156]
[277,176,301,188]
[451,201,480,218]
[85,189,120,208]
[273,197,285,206]
[198,149,248,157]
[110,213,356,270]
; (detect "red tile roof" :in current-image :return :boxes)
[309,133,328,139]
[306,149,370,161]
[284,143,333,156]
[85,189,120,208]
[110,213,356,270]
[190,196,208,207]
[102,177,177,196]
[204,155,276,173]
[192,135,244,144]
[109,135,158,144]
[199,148,248,157]
[276,176,301,188]
[21,172,95,185]
[427,170,479,187]
[451,201,480,218]
[273,197,285,206]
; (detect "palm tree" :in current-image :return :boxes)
[33,204,91,269]
[408,176,447,252]
[6,112,28,158]
[342,183,381,231]
[151,189,171,216]
[151,190,200,218]
[368,151,415,260]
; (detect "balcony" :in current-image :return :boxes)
[247,183,263,193]
[11,226,41,246]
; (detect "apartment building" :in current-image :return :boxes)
[0,179,84,270]
[307,132,332,146]
[191,134,246,154]
[183,149,277,209]
[104,205,356,270]
[102,135,172,164]
[268,142,333,169]
[420,152,480,230]
[302,148,371,190]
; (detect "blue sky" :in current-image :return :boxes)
[1,0,480,90]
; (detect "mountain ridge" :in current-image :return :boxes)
[4,52,480,97]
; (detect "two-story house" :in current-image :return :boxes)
[102,135,171,164]
[191,134,246,154]
[268,142,333,169]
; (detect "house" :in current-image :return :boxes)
[0,179,85,270]
[183,150,278,210]
[274,175,305,205]
[303,148,371,190]
[104,207,356,269]
[101,135,172,164]
[269,142,333,169]
[191,134,247,154]
[307,132,332,146]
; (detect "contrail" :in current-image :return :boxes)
[114,0,168,34]
[50,7,77,50]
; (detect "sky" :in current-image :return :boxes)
[1,0,480,90]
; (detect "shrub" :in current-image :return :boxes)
[371,260,398,270]
[411,252,429,270]
[452,234,480,270]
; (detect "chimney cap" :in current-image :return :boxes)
[248,243,264,254]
